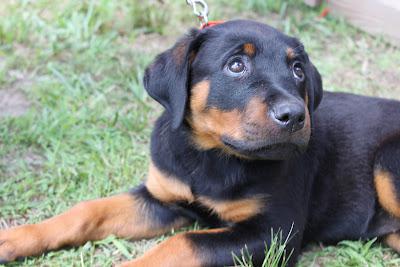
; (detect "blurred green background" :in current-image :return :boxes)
[0,0,399,266]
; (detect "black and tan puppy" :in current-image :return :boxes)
[1,20,400,267]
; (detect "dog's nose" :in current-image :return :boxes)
[272,103,305,132]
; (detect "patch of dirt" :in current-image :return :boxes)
[129,33,177,55]
[0,0,17,16]
[370,69,400,99]
[13,43,34,59]
[0,56,5,70]
[0,88,31,118]
[322,53,400,99]
[0,147,45,176]
[0,68,37,118]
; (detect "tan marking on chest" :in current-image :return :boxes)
[198,196,265,222]
[374,169,400,218]
[146,162,195,203]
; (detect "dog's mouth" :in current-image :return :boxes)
[221,136,308,160]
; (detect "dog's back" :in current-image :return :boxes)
[304,92,400,244]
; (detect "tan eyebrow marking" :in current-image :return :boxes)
[243,43,256,57]
[286,47,295,60]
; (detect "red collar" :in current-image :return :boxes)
[200,20,225,29]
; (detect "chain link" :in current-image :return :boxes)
[186,0,209,26]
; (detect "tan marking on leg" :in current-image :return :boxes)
[198,196,265,222]
[243,43,256,57]
[118,228,229,267]
[385,232,400,252]
[0,224,44,262]
[374,169,400,217]
[118,233,201,267]
[0,194,188,261]
[146,161,194,203]
[192,228,229,234]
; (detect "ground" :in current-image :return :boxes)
[1,0,400,266]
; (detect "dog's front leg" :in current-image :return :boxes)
[119,218,302,267]
[0,184,190,263]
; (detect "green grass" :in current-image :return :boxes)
[233,226,294,267]
[0,0,400,266]
[299,239,400,267]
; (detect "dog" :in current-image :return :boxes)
[1,19,400,267]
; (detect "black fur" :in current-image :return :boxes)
[144,29,204,130]
[142,20,400,266]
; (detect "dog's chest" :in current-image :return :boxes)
[145,161,266,223]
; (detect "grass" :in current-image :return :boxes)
[299,239,400,267]
[233,226,294,267]
[0,0,400,266]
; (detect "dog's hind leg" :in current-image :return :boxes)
[118,221,299,267]
[0,184,190,263]
[374,136,400,252]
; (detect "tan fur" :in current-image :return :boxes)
[374,169,400,217]
[243,96,271,130]
[188,80,243,150]
[172,41,188,65]
[146,161,195,203]
[0,194,188,262]
[193,228,229,234]
[188,82,273,151]
[305,91,309,107]
[245,97,268,123]
[145,158,265,223]
[119,228,229,267]
[385,232,400,252]
[119,233,202,267]
[188,80,311,156]
[189,80,210,113]
[291,103,311,143]
[199,196,265,222]
[145,160,266,223]
[286,47,295,60]
[243,43,256,56]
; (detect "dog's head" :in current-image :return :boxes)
[144,20,323,160]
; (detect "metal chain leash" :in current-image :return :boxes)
[186,0,209,26]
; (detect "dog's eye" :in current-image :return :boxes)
[292,61,304,81]
[228,58,246,74]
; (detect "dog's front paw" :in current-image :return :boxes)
[0,225,44,263]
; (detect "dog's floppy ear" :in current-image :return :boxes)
[305,61,323,111]
[143,29,202,130]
